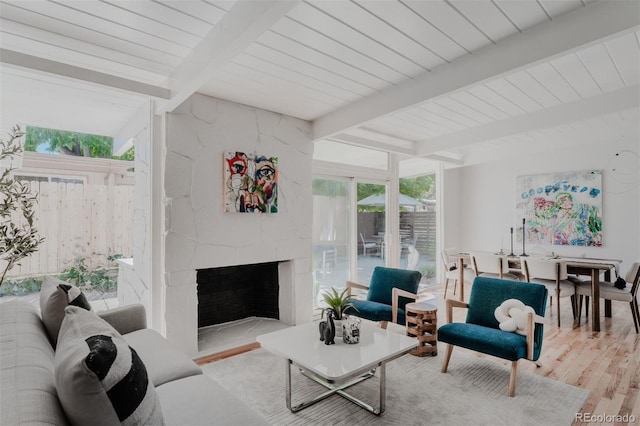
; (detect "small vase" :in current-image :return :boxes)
[334,319,343,337]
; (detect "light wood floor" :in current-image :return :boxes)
[439,281,640,426]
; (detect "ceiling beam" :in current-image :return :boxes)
[312,0,640,140]
[416,85,639,155]
[157,0,300,114]
[328,133,416,156]
[0,49,170,99]
[423,153,464,166]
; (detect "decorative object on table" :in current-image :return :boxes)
[318,314,335,345]
[342,316,361,344]
[515,170,602,247]
[224,151,278,213]
[321,287,357,337]
[508,227,516,257]
[520,218,528,256]
[614,276,627,289]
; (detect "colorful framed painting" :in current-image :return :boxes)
[516,170,602,247]
[224,151,278,213]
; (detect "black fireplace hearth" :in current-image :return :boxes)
[196,262,279,327]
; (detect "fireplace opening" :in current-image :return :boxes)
[196,262,279,327]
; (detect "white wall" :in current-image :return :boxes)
[162,94,314,356]
[113,102,154,325]
[447,131,640,268]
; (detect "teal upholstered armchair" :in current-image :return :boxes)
[345,266,422,328]
[438,276,548,397]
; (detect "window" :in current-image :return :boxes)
[312,178,350,307]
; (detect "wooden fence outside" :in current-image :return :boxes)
[400,211,436,259]
[359,210,437,261]
[7,181,134,278]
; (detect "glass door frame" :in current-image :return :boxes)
[313,157,400,283]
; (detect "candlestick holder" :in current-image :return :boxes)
[520,218,528,256]
[508,227,516,257]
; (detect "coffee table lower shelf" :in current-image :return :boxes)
[286,359,387,415]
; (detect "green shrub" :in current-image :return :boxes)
[60,254,122,297]
[0,276,42,297]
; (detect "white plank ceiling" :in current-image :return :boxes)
[0,0,638,169]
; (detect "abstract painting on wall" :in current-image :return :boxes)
[224,152,278,213]
[516,170,602,247]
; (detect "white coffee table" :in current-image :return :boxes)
[256,320,417,415]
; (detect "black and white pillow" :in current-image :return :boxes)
[40,276,92,346]
[55,306,164,426]
[59,283,92,309]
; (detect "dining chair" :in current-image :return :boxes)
[407,245,420,271]
[401,234,419,253]
[359,233,379,257]
[345,266,422,328]
[471,252,521,281]
[441,248,474,299]
[575,261,640,333]
[521,257,576,327]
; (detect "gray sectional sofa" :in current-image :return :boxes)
[0,298,270,425]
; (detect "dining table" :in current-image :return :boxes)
[454,252,621,332]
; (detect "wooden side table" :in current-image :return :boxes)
[405,301,438,357]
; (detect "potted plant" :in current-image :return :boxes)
[321,287,357,337]
[0,126,45,287]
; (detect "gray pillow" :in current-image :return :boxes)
[55,306,164,426]
[40,276,92,347]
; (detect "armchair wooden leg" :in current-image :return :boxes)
[441,344,453,373]
[444,278,449,299]
[380,321,388,330]
[509,361,518,397]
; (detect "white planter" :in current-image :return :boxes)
[334,319,343,337]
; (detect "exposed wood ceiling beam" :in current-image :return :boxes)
[0,49,170,99]
[348,127,415,151]
[416,85,639,155]
[328,133,415,156]
[312,0,640,140]
[423,153,464,166]
[157,0,300,114]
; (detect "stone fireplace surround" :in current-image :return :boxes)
[162,94,314,356]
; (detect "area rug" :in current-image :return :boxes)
[202,347,589,426]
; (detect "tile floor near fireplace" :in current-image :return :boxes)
[197,316,290,358]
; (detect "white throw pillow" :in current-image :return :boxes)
[494,298,536,336]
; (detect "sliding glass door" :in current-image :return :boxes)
[356,182,386,283]
[398,173,436,284]
[312,178,350,307]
